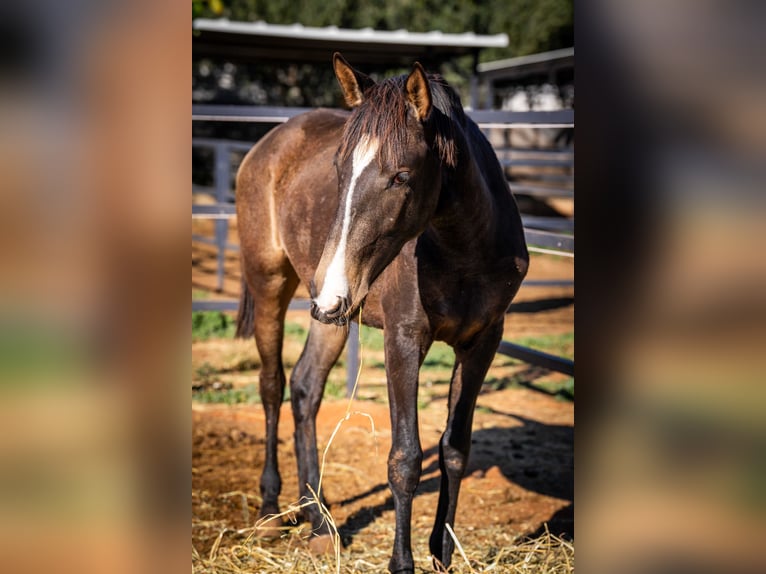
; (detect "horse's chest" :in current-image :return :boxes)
[421,273,513,346]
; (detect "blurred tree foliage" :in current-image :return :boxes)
[193,0,572,60]
[192,0,572,130]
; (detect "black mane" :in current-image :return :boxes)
[337,73,463,169]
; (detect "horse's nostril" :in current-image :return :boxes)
[310,296,349,325]
[325,296,347,318]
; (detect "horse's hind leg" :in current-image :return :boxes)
[242,257,299,537]
[289,320,348,551]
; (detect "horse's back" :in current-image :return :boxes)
[236,108,349,284]
[237,108,347,203]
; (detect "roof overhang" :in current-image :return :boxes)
[477,47,574,82]
[192,19,508,66]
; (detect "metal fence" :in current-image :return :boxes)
[192,105,574,392]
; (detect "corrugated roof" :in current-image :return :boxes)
[192,19,507,65]
[193,19,508,48]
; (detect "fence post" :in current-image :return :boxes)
[214,142,230,292]
[346,321,360,397]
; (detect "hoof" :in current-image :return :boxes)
[308,533,335,555]
[254,514,283,540]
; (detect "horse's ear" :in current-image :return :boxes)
[406,62,432,121]
[333,52,375,108]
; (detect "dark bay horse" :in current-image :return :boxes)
[235,53,528,572]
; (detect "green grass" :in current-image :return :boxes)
[192,311,236,341]
[325,374,350,399]
[423,342,455,369]
[193,383,260,405]
[193,360,260,404]
[359,326,455,370]
[191,312,310,343]
[192,317,573,404]
[284,321,308,340]
[194,362,218,382]
[514,332,574,359]
[192,376,348,405]
[483,373,574,402]
[359,325,384,350]
[533,377,574,400]
[360,327,572,367]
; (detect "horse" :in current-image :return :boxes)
[235,53,528,573]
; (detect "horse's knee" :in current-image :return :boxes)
[388,446,423,495]
[289,378,320,423]
[441,440,468,478]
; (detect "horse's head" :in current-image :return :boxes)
[310,53,447,325]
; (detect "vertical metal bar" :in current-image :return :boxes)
[486,80,495,110]
[469,75,479,110]
[346,321,360,397]
[214,220,228,292]
[214,143,231,292]
[469,49,480,110]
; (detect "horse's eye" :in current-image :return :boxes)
[392,171,410,186]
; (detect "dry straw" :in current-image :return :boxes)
[244,306,378,573]
[193,523,574,573]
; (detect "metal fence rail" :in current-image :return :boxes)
[192,104,574,128]
[192,105,574,393]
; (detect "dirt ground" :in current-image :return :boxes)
[192,225,573,568]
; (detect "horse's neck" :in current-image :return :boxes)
[427,159,498,255]
[426,126,525,265]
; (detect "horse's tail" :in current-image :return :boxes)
[235,276,255,338]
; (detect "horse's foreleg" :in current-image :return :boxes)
[289,321,348,547]
[384,326,431,573]
[429,321,504,569]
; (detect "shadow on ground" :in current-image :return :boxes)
[337,412,573,545]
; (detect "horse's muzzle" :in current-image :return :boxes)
[310,296,350,326]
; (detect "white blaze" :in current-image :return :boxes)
[315,135,379,310]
